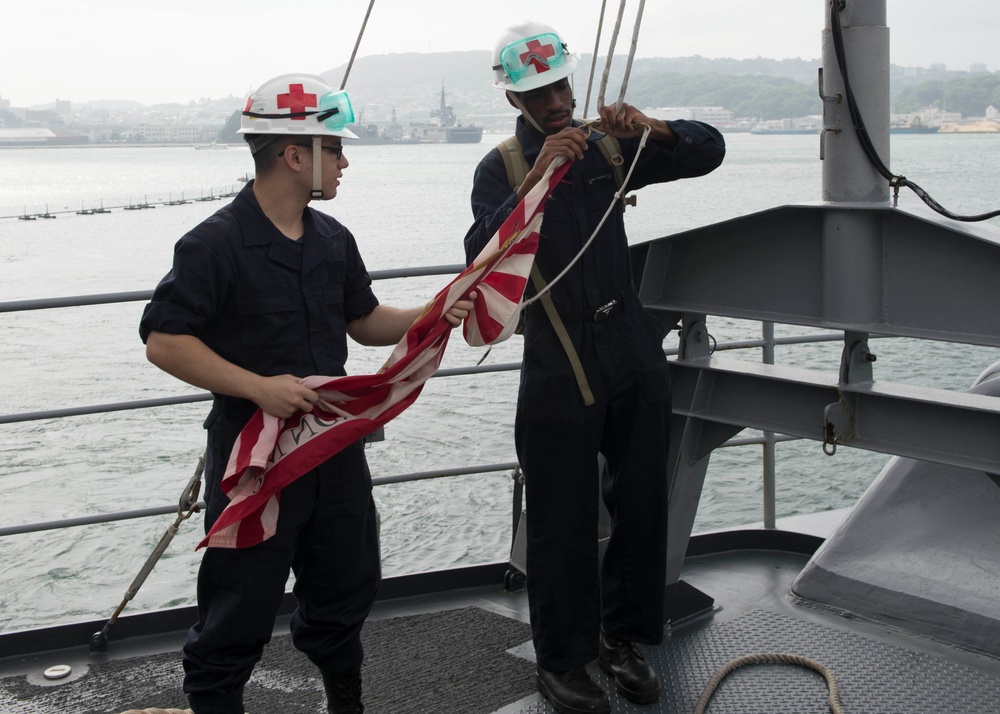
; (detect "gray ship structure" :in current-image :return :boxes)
[2,3,1000,713]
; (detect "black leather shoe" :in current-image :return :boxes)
[597,629,661,704]
[536,666,611,714]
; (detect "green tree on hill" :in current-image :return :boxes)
[895,75,1000,116]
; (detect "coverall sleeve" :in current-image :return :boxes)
[624,119,726,191]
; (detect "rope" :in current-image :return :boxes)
[520,123,652,308]
[614,0,646,108]
[339,0,377,90]
[521,1,651,307]
[582,0,609,118]
[693,652,846,714]
[90,456,204,653]
[596,0,627,110]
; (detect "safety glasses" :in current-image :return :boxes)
[497,33,567,86]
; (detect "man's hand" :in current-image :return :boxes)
[517,127,588,201]
[443,290,478,327]
[251,374,319,419]
[596,102,677,145]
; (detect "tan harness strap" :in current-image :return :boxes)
[497,135,528,191]
[530,265,596,407]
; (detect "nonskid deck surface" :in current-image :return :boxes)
[3,551,1000,713]
[0,605,535,714]
[505,608,1000,713]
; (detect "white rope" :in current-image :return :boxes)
[520,123,652,309]
[339,0,376,90]
[596,0,628,110]
[520,1,651,309]
[582,0,609,119]
[615,0,646,107]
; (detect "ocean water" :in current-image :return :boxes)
[1,133,999,633]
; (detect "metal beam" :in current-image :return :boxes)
[638,204,1000,348]
[670,354,1000,474]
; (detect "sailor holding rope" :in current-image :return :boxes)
[464,22,725,714]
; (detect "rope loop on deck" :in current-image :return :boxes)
[693,651,845,714]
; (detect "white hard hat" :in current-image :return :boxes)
[239,73,358,153]
[492,22,578,93]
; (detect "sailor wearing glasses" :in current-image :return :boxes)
[140,73,474,714]
[464,23,726,714]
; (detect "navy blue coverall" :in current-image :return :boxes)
[463,115,725,671]
[139,182,382,712]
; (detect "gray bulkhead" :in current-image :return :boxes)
[637,1,1000,651]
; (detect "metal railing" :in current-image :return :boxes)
[0,264,846,544]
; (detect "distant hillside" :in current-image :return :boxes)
[50,53,994,127]
[321,52,824,123]
[321,52,1000,125]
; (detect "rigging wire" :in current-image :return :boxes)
[339,0,377,90]
[830,0,1000,221]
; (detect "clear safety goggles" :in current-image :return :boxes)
[316,90,355,130]
[497,33,567,86]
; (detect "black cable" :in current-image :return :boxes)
[830,0,1000,222]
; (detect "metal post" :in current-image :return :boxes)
[821,0,890,204]
[762,321,776,529]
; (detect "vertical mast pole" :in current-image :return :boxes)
[821,0,890,204]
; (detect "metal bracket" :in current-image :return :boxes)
[839,331,876,385]
[824,332,876,455]
[680,315,713,360]
[818,67,843,160]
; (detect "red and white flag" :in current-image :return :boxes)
[199,156,571,549]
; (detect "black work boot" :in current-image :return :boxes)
[322,672,364,714]
[536,666,610,714]
[187,689,245,714]
[597,629,661,704]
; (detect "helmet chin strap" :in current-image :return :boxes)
[506,77,577,135]
[506,91,546,134]
[310,135,323,199]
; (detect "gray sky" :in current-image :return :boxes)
[3,0,998,107]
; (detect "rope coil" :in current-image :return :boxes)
[693,652,846,714]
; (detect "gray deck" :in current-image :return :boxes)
[3,549,1000,713]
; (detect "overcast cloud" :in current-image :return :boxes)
[2,0,997,106]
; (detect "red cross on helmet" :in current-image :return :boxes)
[239,73,358,152]
[492,22,578,92]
